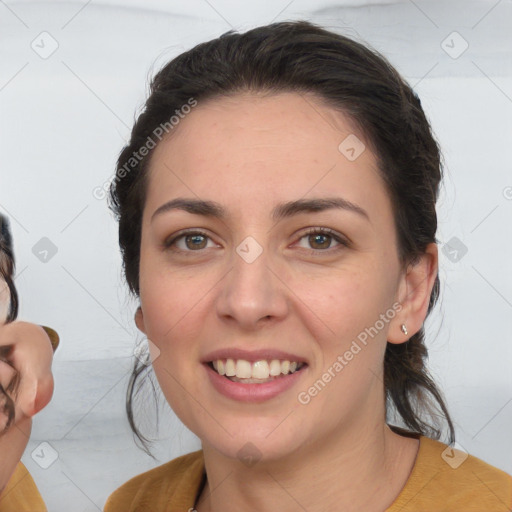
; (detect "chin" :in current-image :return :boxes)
[199,422,309,465]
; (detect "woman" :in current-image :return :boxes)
[0,214,57,509]
[2,20,511,511]
[102,20,511,511]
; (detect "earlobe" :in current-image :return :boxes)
[134,306,146,334]
[388,243,438,345]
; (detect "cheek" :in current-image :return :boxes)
[302,264,389,336]
[300,263,396,383]
[297,271,393,418]
[139,263,203,342]
[140,271,207,426]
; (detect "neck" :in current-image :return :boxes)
[196,420,419,512]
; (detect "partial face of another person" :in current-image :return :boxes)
[0,240,12,323]
[136,92,414,461]
[0,278,8,323]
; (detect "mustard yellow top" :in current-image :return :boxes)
[0,462,46,512]
[104,436,512,511]
[2,437,511,511]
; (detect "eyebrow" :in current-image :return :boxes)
[151,196,370,223]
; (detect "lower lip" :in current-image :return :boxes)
[204,363,307,403]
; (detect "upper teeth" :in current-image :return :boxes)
[212,359,304,379]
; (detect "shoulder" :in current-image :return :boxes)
[0,462,46,512]
[389,436,512,511]
[103,450,205,512]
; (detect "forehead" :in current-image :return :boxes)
[144,91,389,221]
[154,91,365,157]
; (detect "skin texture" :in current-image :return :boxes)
[135,92,438,512]
[0,279,9,322]
[0,322,54,493]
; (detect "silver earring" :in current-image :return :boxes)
[401,324,408,336]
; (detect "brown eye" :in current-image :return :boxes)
[296,228,348,252]
[165,230,215,252]
[308,233,332,250]
[183,233,208,250]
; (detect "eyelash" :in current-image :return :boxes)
[164,227,349,255]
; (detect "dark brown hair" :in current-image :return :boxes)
[0,214,21,434]
[109,20,455,453]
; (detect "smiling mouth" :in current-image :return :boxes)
[207,358,307,383]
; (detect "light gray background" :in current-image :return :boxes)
[1,0,511,510]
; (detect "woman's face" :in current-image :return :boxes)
[137,92,409,461]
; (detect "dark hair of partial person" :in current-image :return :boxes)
[0,213,21,434]
[108,20,455,455]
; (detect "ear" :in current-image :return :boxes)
[134,306,146,334]
[388,243,438,344]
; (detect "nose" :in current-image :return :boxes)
[215,244,289,331]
